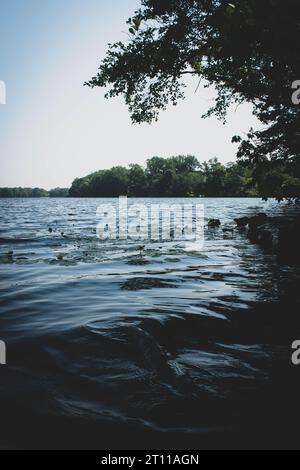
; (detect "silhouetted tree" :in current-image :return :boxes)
[85,0,300,199]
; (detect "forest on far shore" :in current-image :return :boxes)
[1,156,300,199]
[69,156,257,198]
[0,187,69,198]
[69,155,300,199]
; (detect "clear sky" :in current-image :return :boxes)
[0,0,261,189]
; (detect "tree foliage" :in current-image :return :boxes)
[0,187,68,197]
[85,0,300,199]
[69,155,257,197]
[48,187,69,197]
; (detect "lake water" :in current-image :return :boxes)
[0,197,300,449]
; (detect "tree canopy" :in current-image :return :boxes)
[85,0,300,200]
[48,187,69,197]
[69,155,257,197]
[0,187,69,198]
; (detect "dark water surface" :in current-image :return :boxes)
[0,197,300,449]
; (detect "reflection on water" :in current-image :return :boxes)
[0,197,300,449]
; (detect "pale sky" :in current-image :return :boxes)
[0,0,261,189]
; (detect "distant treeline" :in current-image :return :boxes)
[0,187,69,198]
[4,156,297,199]
[69,156,258,197]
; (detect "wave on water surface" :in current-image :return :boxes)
[0,197,300,449]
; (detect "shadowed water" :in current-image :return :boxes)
[0,197,300,449]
